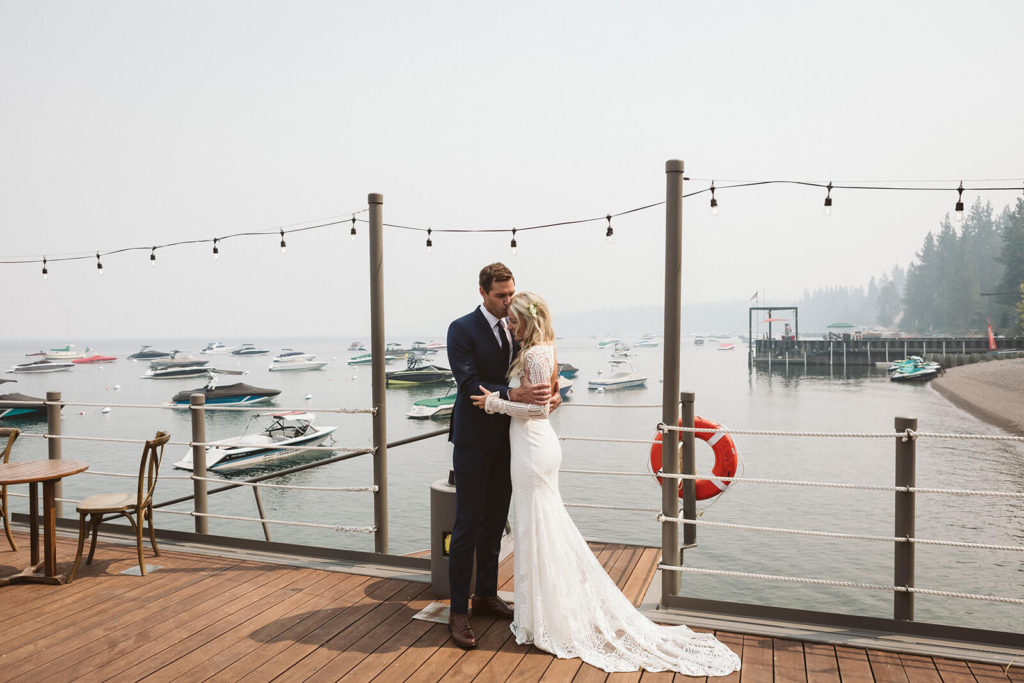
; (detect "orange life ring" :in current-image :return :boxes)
[650,416,738,501]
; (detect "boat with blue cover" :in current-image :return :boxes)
[171,375,280,405]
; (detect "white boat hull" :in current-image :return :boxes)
[173,425,337,471]
[267,361,328,372]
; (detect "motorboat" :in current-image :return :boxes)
[597,335,621,347]
[0,392,52,420]
[44,344,86,361]
[410,341,438,355]
[634,334,659,348]
[426,341,446,351]
[717,342,736,351]
[127,345,174,361]
[143,366,214,379]
[694,337,705,346]
[171,375,280,405]
[200,342,237,354]
[73,353,118,364]
[889,357,943,382]
[231,344,270,356]
[267,357,328,372]
[8,359,75,373]
[558,377,574,400]
[149,352,208,370]
[272,349,316,363]
[347,352,399,366]
[348,341,367,352]
[588,360,647,390]
[385,342,408,357]
[557,362,579,379]
[406,393,457,420]
[172,412,337,472]
[610,342,635,358]
[385,356,454,387]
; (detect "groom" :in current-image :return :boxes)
[445,262,552,649]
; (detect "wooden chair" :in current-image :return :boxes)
[68,431,170,582]
[0,427,19,551]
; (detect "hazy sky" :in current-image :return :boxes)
[3,1,1022,343]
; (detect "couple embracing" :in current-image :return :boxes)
[445,263,740,675]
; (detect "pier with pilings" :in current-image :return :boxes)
[751,335,1024,368]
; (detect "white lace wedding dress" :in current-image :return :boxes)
[485,344,741,675]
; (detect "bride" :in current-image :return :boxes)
[471,292,740,676]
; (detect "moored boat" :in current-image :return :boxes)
[171,375,281,406]
[406,393,457,420]
[127,345,174,361]
[557,362,579,379]
[717,342,736,351]
[172,412,337,471]
[385,356,454,387]
[272,349,316,363]
[0,392,53,420]
[73,353,117,364]
[231,344,270,356]
[200,342,237,354]
[588,360,647,390]
[267,358,328,372]
[889,356,944,382]
[8,359,75,373]
[44,344,86,361]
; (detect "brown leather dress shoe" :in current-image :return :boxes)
[448,612,477,649]
[471,594,514,620]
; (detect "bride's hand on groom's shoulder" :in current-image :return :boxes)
[470,385,492,409]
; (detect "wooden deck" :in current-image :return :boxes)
[0,531,1019,681]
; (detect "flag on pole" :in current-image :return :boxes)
[987,318,996,351]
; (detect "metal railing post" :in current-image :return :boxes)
[190,393,209,534]
[45,391,63,517]
[894,416,917,621]
[252,487,272,541]
[369,192,388,554]
[680,391,696,549]
[661,159,684,602]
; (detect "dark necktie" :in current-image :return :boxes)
[498,322,510,366]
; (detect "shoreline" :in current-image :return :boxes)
[931,357,1024,436]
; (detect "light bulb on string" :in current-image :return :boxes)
[823,181,833,216]
[42,257,48,280]
[710,181,718,216]
[350,215,357,242]
[426,228,433,255]
[150,247,157,267]
[605,214,614,244]
[96,252,103,275]
[212,238,220,260]
[955,181,965,221]
[280,230,287,254]
[510,228,518,256]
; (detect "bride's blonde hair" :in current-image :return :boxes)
[507,291,557,383]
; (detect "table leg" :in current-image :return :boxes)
[42,481,57,577]
[29,482,39,567]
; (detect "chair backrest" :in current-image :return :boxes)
[137,431,170,508]
[0,428,19,464]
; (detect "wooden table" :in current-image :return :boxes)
[0,459,89,585]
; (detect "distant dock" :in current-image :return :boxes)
[751,335,1024,368]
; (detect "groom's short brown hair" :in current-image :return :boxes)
[479,262,514,293]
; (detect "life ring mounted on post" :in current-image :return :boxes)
[650,416,738,501]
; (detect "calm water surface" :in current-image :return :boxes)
[2,336,1021,632]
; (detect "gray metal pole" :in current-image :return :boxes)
[189,393,209,534]
[661,159,684,602]
[369,192,388,554]
[894,416,917,621]
[45,391,63,518]
[680,391,696,549]
[252,487,272,542]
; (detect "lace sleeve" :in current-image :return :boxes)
[484,346,552,419]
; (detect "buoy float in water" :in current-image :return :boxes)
[113,385,121,391]
[304,394,313,400]
[101,407,111,414]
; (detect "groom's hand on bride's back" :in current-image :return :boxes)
[509,374,550,405]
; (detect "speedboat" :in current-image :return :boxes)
[267,357,328,372]
[634,335,659,348]
[127,345,174,361]
[597,335,621,347]
[200,342,237,354]
[588,360,647,390]
[406,393,457,420]
[557,362,579,379]
[410,341,437,355]
[347,352,399,366]
[149,352,208,370]
[272,349,316,363]
[8,359,75,373]
[558,377,574,400]
[143,366,213,379]
[426,341,446,351]
[348,341,367,352]
[889,357,943,382]
[694,337,705,346]
[610,342,635,358]
[717,342,736,351]
[44,344,86,361]
[385,356,454,387]
[172,412,337,471]
[0,392,52,420]
[171,375,280,405]
[231,344,270,356]
[73,353,118,364]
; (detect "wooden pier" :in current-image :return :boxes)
[1,530,1020,681]
[752,336,1024,368]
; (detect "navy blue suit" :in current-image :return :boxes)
[446,307,519,614]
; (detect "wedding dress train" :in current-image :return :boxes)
[485,344,741,675]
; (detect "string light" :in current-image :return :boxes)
[425,228,433,254]
[710,181,718,215]
[823,181,833,216]
[350,215,357,242]
[95,252,103,275]
[510,228,517,255]
[212,238,220,260]
[42,257,48,280]
[150,247,157,267]
[955,181,965,221]
[280,229,287,254]
[605,214,614,243]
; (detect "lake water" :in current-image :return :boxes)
[2,336,1021,633]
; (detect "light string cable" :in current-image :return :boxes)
[5,178,1024,267]
[0,210,370,271]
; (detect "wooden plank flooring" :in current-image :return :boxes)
[0,531,1019,681]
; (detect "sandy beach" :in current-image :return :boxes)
[931,357,1024,436]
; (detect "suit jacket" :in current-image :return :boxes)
[447,307,520,451]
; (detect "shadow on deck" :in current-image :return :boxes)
[0,530,1019,681]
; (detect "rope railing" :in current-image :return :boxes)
[188,475,377,493]
[157,508,376,534]
[40,399,376,415]
[657,564,1024,606]
[661,423,1024,442]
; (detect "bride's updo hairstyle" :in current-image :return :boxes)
[507,291,556,382]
